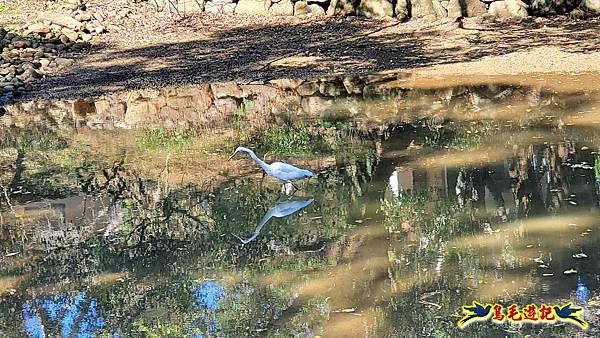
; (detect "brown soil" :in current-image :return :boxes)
[7,1,600,101]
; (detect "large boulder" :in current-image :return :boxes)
[358,0,394,17]
[327,0,358,16]
[411,0,448,19]
[61,28,79,42]
[28,23,52,34]
[295,1,326,16]
[37,11,83,30]
[395,0,409,20]
[269,0,294,15]
[175,0,206,15]
[580,0,600,12]
[529,0,580,15]
[235,0,269,15]
[447,0,487,18]
[205,1,237,13]
[294,1,309,15]
[211,82,243,98]
[488,0,528,18]
[308,3,326,15]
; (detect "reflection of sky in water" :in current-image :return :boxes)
[22,302,44,338]
[576,275,589,308]
[21,282,226,337]
[61,293,85,337]
[192,280,225,336]
[37,294,67,321]
[194,280,224,311]
[77,299,105,337]
[22,293,105,338]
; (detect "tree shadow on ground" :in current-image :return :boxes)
[20,16,600,101]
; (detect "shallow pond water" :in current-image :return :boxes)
[1,74,600,337]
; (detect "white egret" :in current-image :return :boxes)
[233,198,314,244]
[228,147,313,194]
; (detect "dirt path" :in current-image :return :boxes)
[16,6,600,101]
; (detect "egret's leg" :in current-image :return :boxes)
[281,182,294,195]
[292,182,299,191]
[259,172,266,191]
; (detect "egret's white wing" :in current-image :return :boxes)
[270,162,311,182]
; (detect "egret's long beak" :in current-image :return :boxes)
[228,152,237,161]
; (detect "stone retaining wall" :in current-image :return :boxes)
[159,0,600,19]
[2,74,566,131]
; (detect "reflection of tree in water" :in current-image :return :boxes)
[509,143,597,217]
[450,141,597,220]
[379,132,600,337]
[0,126,71,209]
[595,153,600,207]
[456,167,505,219]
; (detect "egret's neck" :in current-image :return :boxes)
[243,149,272,175]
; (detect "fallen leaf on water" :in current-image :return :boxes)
[563,268,577,275]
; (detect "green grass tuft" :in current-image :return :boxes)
[254,125,317,156]
[136,128,198,152]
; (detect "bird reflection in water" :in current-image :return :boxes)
[233,198,314,244]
